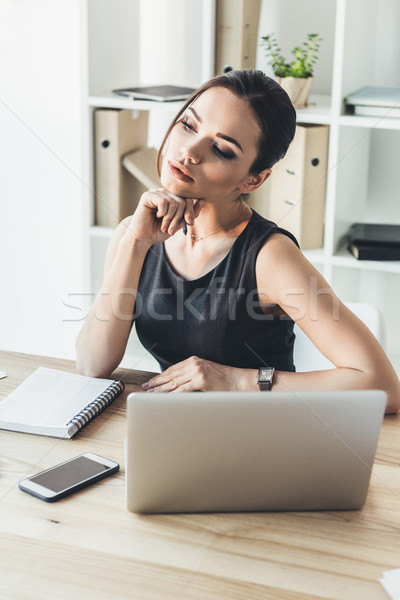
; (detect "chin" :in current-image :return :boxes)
[160,172,196,198]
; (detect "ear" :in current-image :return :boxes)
[239,168,272,194]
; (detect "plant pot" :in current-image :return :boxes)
[276,76,314,109]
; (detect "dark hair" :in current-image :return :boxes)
[157,69,296,176]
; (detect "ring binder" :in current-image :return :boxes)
[67,380,125,435]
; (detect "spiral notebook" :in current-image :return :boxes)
[0,367,125,438]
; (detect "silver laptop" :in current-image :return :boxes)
[125,390,386,514]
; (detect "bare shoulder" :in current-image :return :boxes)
[255,232,322,303]
[257,231,304,268]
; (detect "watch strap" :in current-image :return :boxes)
[258,381,273,391]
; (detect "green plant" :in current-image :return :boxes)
[261,33,322,78]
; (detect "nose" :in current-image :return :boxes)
[179,143,201,165]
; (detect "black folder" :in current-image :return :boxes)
[347,223,400,260]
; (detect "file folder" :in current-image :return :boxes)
[268,124,329,250]
[215,0,261,73]
[94,109,149,227]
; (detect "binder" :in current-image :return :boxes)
[94,109,149,228]
[268,124,329,250]
[215,0,262,73]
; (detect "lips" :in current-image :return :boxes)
[168,161,194,183]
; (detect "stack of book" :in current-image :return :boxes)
[344,87,400,119]
[347,223,400,261]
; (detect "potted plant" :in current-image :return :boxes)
[261,33,322,108]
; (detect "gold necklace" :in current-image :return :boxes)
[190,227,225,242]
[188,206,251,243]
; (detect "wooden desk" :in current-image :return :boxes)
[1,350,399,600]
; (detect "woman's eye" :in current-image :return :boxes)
[181,120,195,132]
[213,145,235,160]
[180,119,235,160]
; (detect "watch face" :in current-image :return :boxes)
[258,368,273,382]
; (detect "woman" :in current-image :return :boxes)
[76,70,400,413]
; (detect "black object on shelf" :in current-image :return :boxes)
[347,223,400,261]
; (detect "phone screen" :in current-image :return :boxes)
[30,456,109,492]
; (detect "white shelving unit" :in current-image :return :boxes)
[83,0,400,372]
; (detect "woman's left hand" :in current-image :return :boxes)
[142,356,244,393]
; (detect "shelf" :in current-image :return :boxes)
[295,95,333,125]
[332,246,400,273]
[302,248,327,264]
[88,92,338,126]
[88,91,186,112]
[296,100,400,130]
[338,114,400,131]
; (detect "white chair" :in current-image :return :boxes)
[293,302,386,372]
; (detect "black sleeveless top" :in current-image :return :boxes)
[134,210,299,372]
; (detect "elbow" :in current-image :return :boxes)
[75,356,94,378]
[75,357,112,380]
[365,371,400,416]
[379,380,400,417]
[75,347,112,380]
[75,330,122,380]
[348,367,400,415]
[384,393,400,416]
[76,363,112,380]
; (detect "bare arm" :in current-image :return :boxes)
[75,220,149,378]
[75,191,204,378]
[253,234,400,414]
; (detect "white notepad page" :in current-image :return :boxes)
[0,367,117,428]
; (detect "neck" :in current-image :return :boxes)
[189,196,251,237]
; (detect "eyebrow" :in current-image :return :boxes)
[188,106,244,153]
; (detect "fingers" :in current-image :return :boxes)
[142,369,190,393]
[142,356,208,393]
[164,194,205,234]
[151,189,187,235]
[141,189,205,238]
[142,358,194,392]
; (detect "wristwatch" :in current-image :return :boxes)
[257,367,275,391]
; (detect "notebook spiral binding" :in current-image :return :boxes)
[66,380,125,433]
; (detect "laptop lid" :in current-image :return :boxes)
[126,390,386,514]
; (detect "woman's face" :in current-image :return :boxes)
[160,86,262,202]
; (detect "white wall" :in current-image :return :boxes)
[138,0,215,151]
[138,0,213,89]
[256,0,337,95]
[0,0,86,359]
[88,0,141,96]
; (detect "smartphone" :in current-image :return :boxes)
[19,452,120,502]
